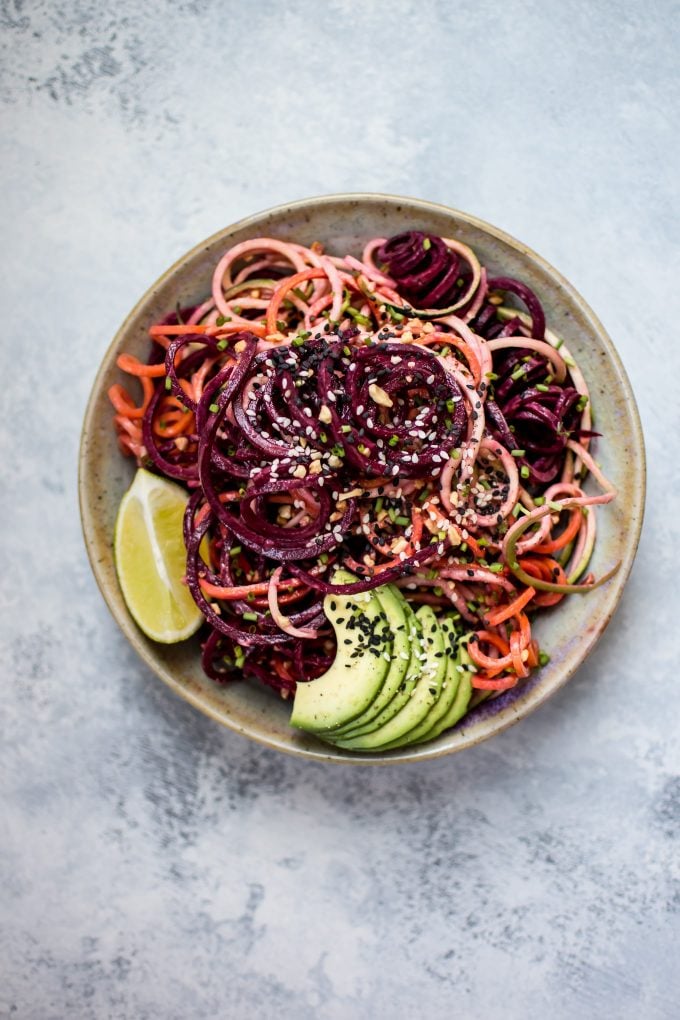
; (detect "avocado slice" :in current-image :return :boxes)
[323,585,415,737]
[331,605,448,750]
[377,617,464,749]
[290,569,392,733]
[412,638,474,744]
[331,608,424,738]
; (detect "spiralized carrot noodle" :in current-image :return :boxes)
[109,227,618,709]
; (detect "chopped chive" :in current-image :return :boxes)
[511,449,526,457]
[511,366,526,381]
[216,338,228,350]
[395,515,410,526]
[388,435,399,447]
[346,307,371,327]
[459,542,468,552]
[233,306,242,315]
[164,376,172,390]
[520,465,530,479]
[535,383,550,392]
[229,546,242,557]
[291,336,304,347]
[488,563,503,573]
[446,398,456,412]
[423,237,432,250]
[485,371,499,381]
[554,338,564,350]
[209,403,220,413]
[341,425,352,434]
[319,552,329,564]
[533,496,545,506]
[539,651,551,666]
[477,537,489,547]
[548,500,562,511]
[319,431,327,443]
[343,346,351,356]
[242,611,258,622]
[375,497,384,513]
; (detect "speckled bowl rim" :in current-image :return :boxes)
[79,193,645,765]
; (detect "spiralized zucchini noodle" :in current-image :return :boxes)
[109,230,618,703]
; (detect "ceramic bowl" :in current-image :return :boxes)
[79,194,645,763]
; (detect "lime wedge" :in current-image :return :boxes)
[114,468,203,643]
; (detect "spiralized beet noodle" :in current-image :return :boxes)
[110,230,618,703]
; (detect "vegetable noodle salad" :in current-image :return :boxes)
[109,229,618,709]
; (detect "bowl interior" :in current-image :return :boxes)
[79,194,645,763]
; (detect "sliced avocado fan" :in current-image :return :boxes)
[290,573,476,751]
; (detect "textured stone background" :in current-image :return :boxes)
[1,2,678,1017]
